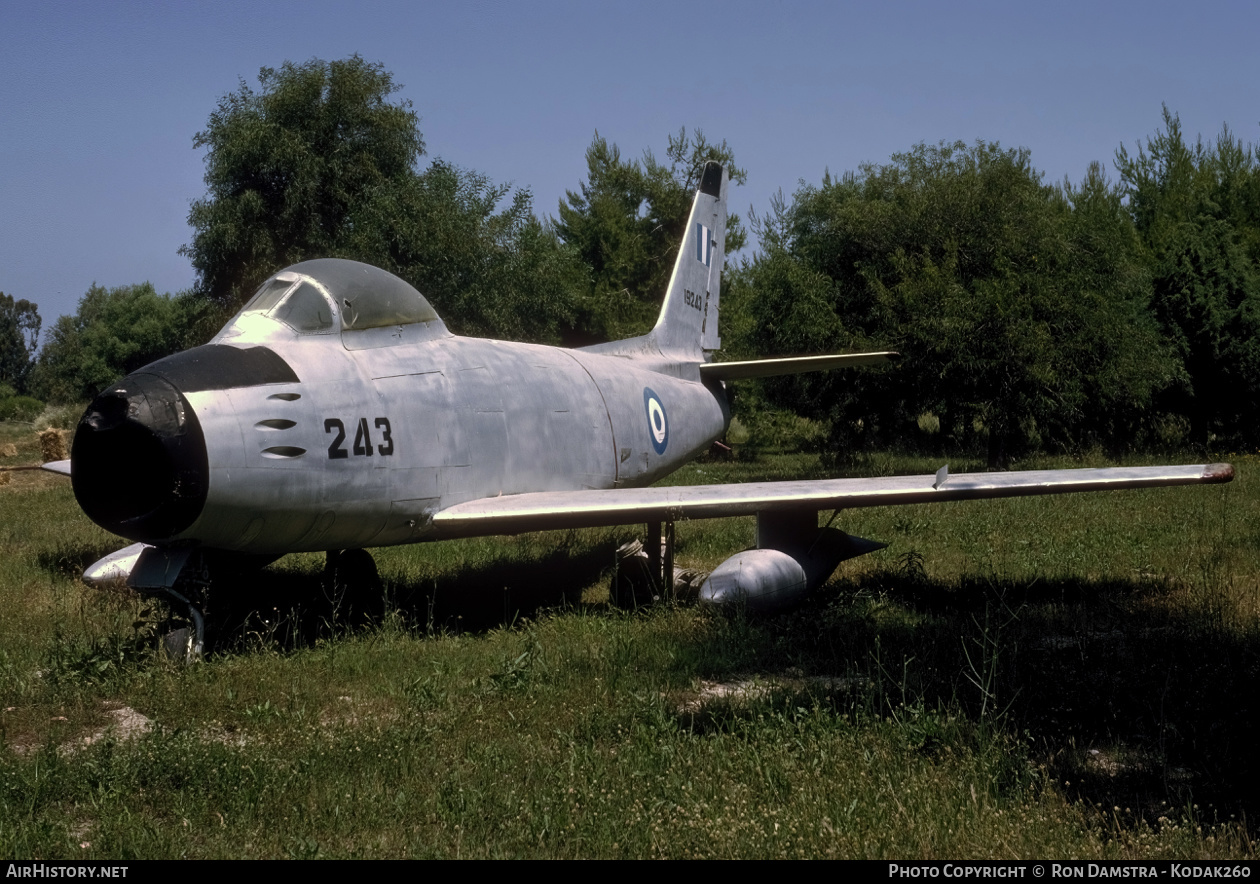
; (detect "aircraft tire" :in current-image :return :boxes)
[161,626,195,663]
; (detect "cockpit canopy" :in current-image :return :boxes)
[218,259,449,345]
[283,259,441,330]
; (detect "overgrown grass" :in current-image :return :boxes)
[0,428,1256,858]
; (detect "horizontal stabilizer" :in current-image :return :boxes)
[699,351,899,381]
[431,463,1233,538]
[41,460,71,476]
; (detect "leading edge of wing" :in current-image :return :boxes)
[430,463,1233,539]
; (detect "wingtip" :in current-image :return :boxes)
[1204,463,1235,483]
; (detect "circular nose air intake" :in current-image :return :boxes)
[72,373,209,542]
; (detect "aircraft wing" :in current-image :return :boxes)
[429,463,1233,539]
[42,460,72,476]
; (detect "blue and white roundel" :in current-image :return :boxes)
[643,387,668,454]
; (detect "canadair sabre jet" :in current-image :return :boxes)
[47,162,1232,656]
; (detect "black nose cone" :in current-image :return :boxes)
[72,373,209,542]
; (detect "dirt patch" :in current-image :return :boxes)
[72,703,153,751]
[675,672,871,718]
[4,702,154,756]
[319,694,399,730]
[197,721,252,748]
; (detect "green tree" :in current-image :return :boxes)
[30,284,209,403]
[1056,161,1180,449]
[1116,107,1260,448]
[342,160,587,343]
[182,56,587,343]
[732,141,1171,466]
[182,56,424,310]
[0,293,41,393]
[554,129,747,342]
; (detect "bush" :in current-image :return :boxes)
[37,402,86,431]
[0,395,44,422]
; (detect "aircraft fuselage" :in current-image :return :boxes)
[73,331,730,556]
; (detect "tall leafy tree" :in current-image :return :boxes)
[183,56,424,310]
[554,129,747,342]
[0,293,41,393]
[1116,107,1260,447]
[181,56,586,343]
[342,160,587,343]
[1057,162,1180,449]
[733,141,1172,466]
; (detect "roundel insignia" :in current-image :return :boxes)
[643,387,668,455]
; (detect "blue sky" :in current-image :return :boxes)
[3,0,1259,328]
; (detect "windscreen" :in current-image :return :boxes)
[272,282,334,333]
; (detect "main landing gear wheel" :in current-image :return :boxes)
[610,529,709,609]
[153,550,276,663]
[160,553,212,664]
[611,539,658,608]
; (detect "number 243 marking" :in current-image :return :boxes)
[325,417,394,459]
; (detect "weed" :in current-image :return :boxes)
[898,548,929,586]
[242,700,281,722]
[961,596,1022,721]
[42,614,160,690]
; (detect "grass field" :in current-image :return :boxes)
[1,416,1258,858]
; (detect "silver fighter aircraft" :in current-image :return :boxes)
[47,162,1233,654]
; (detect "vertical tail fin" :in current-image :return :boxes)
[648,161,728,359]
